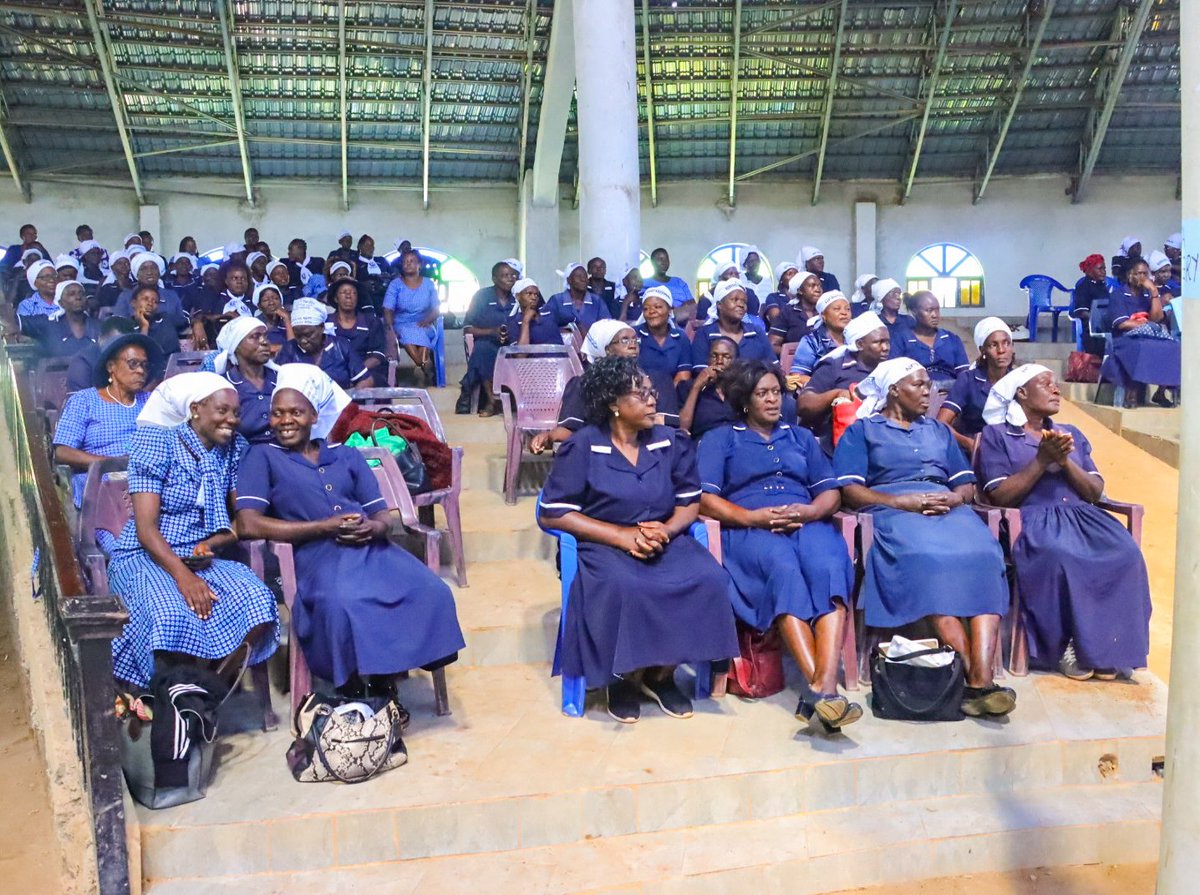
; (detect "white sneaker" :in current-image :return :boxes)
[1059,642,1094,681]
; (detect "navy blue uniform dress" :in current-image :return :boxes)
[978,422,1150,671]
[25,314,100,359]
[538,425,738,689]
[697,423,853,631]
[816,271,840,293]
[676,380,799,440]
[1071,276,1110,355]
[636,326,693,379]
[237,443,463,687]
[769,300,816,346]
[556,368,680,431]
[332,312,388,387]
[943,364,995,439]
[833,415,1008,627]
[896,329,970,387]
[879,311,915,344]
[462,286,515,385]
[800,354,874,455]
[276,336,369,390]
[692,321,773,368]
[790,324,840,375]
[509,302,563,345]
[547,290,611,336]
[1107,286,1181,388]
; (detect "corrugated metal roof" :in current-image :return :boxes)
[0,0,1179,196]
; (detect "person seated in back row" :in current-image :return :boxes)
[691,280,774,370]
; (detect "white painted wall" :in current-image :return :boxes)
[1,173,1179,319]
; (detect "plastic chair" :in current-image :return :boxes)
[779,341,800,374]
[491,344,585,505]
[1089,299,1125,407]
[1019,275,1072,343]
[357,446,443,577]
[164,350,209,378]
[31,356,73,413]
[345,388,467,586]
[538,508,723,717]
[76,456,132,595]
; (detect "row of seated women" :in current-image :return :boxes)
[59,363,464,720]
[537,353,1152,728]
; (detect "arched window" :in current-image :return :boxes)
[905,243,984,308]
[695,243,772,298]
[384,246,480,318]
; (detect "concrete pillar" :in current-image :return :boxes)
[1157,2,1200,890]
[138,204,160,245]
[519,173,561,290]
[853,201,877,279]
[571,0,641,274]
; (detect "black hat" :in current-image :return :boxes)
[93,333,165,388]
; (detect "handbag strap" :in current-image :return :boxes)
[311,702,400,785]
[873,652,963,716]
[877,646,955,663]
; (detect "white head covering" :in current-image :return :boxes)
[818,311,887,365]
[807,289,849,326]
[245,251,267,269]
[787,269,817,298]
[336,228,352,241]
[557,262,585,289]
[641,285,673,308]
[200,262,220,276]
[137,372,234,428]
[799,245,824,265]
[76,238,102,256]
[1166,232,1183,251]
[500,257,523,277]
[868,277,902,313]
[1120,235,1142,256]
[123,232,143,247]
[391,237,409,252]
[1146,249,1171,273]
[742,245,761,262]
[710,260,740,286]
[328,260,353,278]
[850,273,876,305]
[24,259,54,289]
[20,247,45,265]
[223,241,243,258]
[253,282,283,306]
[581,319,633,363]
[131,252,165,276]
[212,316,268,375]
[512,277,538,296]
[54,253,79,271]
[51,279,83,317]
[973,316,1012,350]
[170,252,199,269]
[274,364,352,441]
[713,279,747,304]
[855,357,925,419]
[773,260,799,286]
[265,259,287,279]
[982,363,1053,427]
[290,297,329,327]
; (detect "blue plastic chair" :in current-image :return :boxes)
[1019,274,1073,342]
[538,505,717,717]
[432,315,447,387]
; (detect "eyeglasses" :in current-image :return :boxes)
[612,336,638,346]
[119,358,149,372]
[630,387,659,403]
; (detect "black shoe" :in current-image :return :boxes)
[795,697,837,734]
[607,680,641,723]
[454,388,472,414]
[962,685,1017,717]
[639,677,694,719]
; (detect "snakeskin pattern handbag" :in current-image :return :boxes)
[287,692,408,783]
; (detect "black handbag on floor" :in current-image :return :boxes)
[870,645,965,722]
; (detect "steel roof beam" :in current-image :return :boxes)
[0,74,29,201]
[529,0,573,206]
[740,49,919,105]
[517,0,536,183]
[901,0,956,204]
[81,0,145,203]
[972,0,1057,204]
[215,0,254,207]
[735,111,919,181]
[337,0,348,210]
[640,0,659,206]
[727,0,742,207]
[1071,0,1156,203]
[421,0,435,209]
[810,0,847,206]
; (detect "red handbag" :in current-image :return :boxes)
[1065,350,1101,383]
[727,623,786,699]
[832,395,863,445]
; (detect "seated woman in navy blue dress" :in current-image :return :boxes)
[23,280,101,360]
[1110,235,1142,284]
[869,278,913,343]
[847,274,877,317]
[678,337,738,439]
[698,361,860,732]
[1070,254,1110,357]
[547,263,610,339]
[635,287,693,386]
[1108,258,1179,407]
[460,260,520,416]
[537,356,738,723]
[787,290,852,386]
[833,358,1014,718]
[894,291,969,393]
[692,280,773,371]
[768,271,821,354]
[251,282,292,354]
[202,316,279,445]
[512,277,566,347]
[696,260,760,322]
[1147,250,1180,323]
[977,366,1151,681]
[236,365,464,704]
[797,311,890,456]
[276,298,369,390]
[121,284,181,359]
[328,276,388,387]
[108,373,279,690]
[937,317,1015,455]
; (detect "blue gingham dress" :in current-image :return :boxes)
[108,423,279,688]
[52,388,149,508]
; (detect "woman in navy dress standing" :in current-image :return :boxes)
[537,356,738,723]
[937,317,1015,455]
[698,361,860,732]
[977,366,1151,680]
[236,365,463,703]
[833,358,1014,718]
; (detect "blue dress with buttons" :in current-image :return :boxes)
[52,387,149,507]
[636,326,693,378]
[538,424,738,689]
[769,300,816,346]
[383,277,440,348]
[790,324,839,375]
[977,422,1150,671]
[896,329,970,386]
[691,321,774,368]
[1106,285,1181,388]
[943,364,994,438]
[697,423,853,630]
[509,302,564,345]
[546,290,611,337]
[236,443,464,687]
[107,424,280,688]
[833,415,1007,627]
[25,313,101,358]
[462,286,515,384]
[198,354,278,444]
[332,312,388,388]
[800,355,874,455]
[276,336,368,390]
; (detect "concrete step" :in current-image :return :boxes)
[453,560,559,667]
[457,489,553,563]
[136,663,1167,892]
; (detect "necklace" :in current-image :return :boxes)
[103,385,136,407]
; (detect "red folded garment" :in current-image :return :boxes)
[330,403,452,492]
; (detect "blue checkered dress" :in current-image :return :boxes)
[52,388,149,508]
[108,423,279,688]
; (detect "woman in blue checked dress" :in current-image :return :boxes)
[108,373,279,689]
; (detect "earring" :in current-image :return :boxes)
[613,409,620,418]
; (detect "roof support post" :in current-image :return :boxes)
[726,0,742,207]
[640,0,658,207]
[81,0,144,204]
[215,0,254,207]
[337,0,349,211]
[530,0,573,206]
[811,0,848,206]
[901,0,955,204]
[973,0,1057,204]
[1071,0,1156,203]
[0,84,29,201]
[421,0,435,210]
[517,0,536,183]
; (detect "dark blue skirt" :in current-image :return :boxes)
[721,520,853,630]
[465,338,501,385]
[861,482,1008,627]
[1013,502,1151,670]
[292,539,464,687]
[1108,334,1180,388]
[562,535,738,689]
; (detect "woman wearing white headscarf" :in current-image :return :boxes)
[848,274,878,316]
[547,261,611,338]
[833,357,1014,718]
[691,280,774,371]
[787,290,852,384]
[107,372,280,690]
[276,297,368,390]
[1111,235,1143,283]
[200,315,278,444]
[937,316,1016,453]
[16,259,59,329]
[698,259,760,320]
[235,365,463,704]
[977,365,1150,681]
[762,259,800,327]
[768,269,822,352]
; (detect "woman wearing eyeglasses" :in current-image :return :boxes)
[537,355,737,723]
